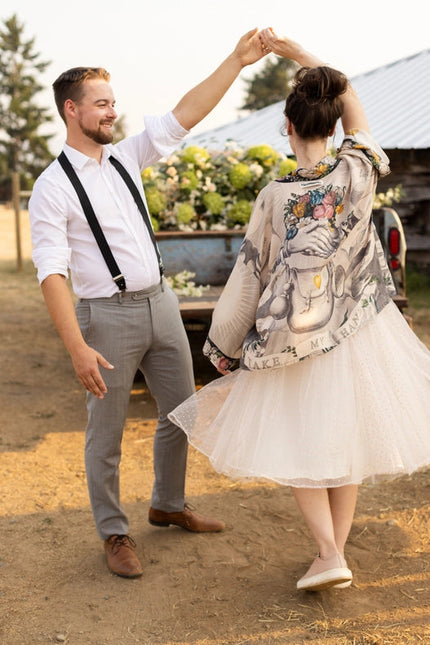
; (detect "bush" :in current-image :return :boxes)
[229,163,253,190]
[142,143,297,231]
[246,144,279,167]
[145,186,167,215]
[227,199,253,227]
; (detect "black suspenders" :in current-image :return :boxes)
[58,151,163,292]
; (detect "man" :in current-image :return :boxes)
[29,29,267,578]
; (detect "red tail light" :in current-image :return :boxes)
[390,258,400,270]
[388,227,400,256]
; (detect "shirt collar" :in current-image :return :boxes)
[62,142,114,169]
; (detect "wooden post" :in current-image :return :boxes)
[12,171,23,272]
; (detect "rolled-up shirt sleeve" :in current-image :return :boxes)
[114,111,190,171]
[143,111,189,159]
[29,176,71,284]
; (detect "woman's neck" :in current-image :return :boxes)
[294,138,328,171]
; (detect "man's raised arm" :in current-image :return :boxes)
[173,28,267,131]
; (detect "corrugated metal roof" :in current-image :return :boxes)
[184,49,430,153]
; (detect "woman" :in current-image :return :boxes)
[169,30,430,591]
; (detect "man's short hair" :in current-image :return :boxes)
[53,67,110,122]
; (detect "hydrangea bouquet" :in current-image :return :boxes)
[142,143,297,232]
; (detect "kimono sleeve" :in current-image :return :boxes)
[203,186,274,369]
[339,129,390,178]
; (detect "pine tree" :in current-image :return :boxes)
[0,14,54,201]
[240,57,298,113]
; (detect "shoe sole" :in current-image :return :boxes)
[106,565,143,578]
[333,579,352,589]
[148,518,172,528]
[148,518,224,532]
[149,518,193,530]
[297,567,352,591]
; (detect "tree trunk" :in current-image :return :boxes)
[12,171,23,272]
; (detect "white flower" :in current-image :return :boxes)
[225,141,244,155]
[249,162,264,178]
[203,177,216,191]
[210,222,229,231]
[373,184,403,209]
[166,270,209,297]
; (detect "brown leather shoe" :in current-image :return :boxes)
[148,504,225,533]
[103,535,143,578]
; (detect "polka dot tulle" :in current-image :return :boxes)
[169,301,430,487]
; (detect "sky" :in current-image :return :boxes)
[2,0,429,155]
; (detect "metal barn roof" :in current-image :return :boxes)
[184,48,430,154]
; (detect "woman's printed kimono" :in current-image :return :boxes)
[204,129,394,371]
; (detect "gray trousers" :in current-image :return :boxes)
[75,280,195,540]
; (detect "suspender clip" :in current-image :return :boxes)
[113,273,126,292]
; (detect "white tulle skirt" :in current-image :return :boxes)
[170,301,430,487]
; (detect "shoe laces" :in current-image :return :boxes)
[108,534,136,554]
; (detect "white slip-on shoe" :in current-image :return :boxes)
[297,553,352,591]
[333,555,352,588]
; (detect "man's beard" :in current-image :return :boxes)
[79,119,114,145]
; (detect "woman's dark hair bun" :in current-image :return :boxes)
[284,65,348,139]
[294,66,348,106]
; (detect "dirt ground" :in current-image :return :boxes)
[0,205,429,645]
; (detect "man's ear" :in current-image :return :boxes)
[64,98,77,120]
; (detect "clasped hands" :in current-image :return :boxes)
[234,27,294,66]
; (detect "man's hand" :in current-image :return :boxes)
[233,28,270,67]
[40,274,114,400]
[71,344,114,400]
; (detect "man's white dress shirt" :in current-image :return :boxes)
[30,111,188,298]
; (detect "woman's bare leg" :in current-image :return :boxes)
[291,485,358,557]
[328,485,358,556]
[291,487,338,558]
